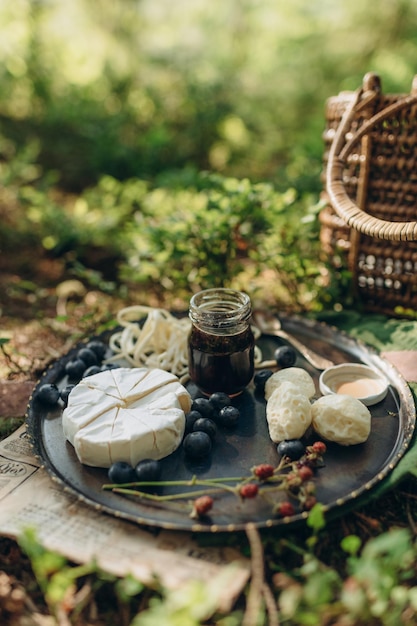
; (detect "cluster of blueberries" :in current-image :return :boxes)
[35,339,111,408]
[182,392,239,459]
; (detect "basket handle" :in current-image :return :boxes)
[326,87,417,241]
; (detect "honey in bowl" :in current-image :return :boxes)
[336,377,387,398]
[319,363,389,406]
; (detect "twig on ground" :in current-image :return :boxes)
[243,523,279,626]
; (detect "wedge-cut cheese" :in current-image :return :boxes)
[62,367,191,468]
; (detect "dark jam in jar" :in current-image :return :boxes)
[188,289,255,397]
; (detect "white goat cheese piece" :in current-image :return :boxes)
[264,367,316,401]
[266,381,312,442]
[62,367,191,468]
[311,394,371,445]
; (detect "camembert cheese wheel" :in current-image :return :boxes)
[62,367,191,468]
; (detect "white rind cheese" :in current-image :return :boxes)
[62,367,191,468]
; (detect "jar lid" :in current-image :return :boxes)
[319,363,388,406]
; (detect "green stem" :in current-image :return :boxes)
[102,475,249,491]
[112,486,224,501]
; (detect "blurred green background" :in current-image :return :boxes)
[1,0,417,312]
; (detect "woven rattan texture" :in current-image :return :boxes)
[320,73,417,316]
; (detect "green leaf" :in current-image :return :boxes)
[341,534,362,557]
[306,503,326,532]
[116,574,145,602]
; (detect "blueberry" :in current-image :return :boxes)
[184,410,203,434]
[277,439,305,461]
[274,346,297,368]
[253,370,273,391]
[209,392,232,412]
[183,431,212,460]
[193,417,217,441]
[191,398,216,420]
[134,459,162,482]
[77,347,99,367]
[36,383,60,406]
[86,340,107,359]
[217,405,240,428]
[60,384,75,406]
[83,365,102,378]
[65,358,87,382]
[108,461,136,484]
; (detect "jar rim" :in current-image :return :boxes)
[190,288,250,308]
[189,288,252,329]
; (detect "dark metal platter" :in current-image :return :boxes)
[26,315,416,533]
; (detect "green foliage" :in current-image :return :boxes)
[115,574,145,604]
[18,523,417,625]
[306,503,326,534]
[1,0,417,190]
[120,173,314,299]
[18,528,141,620]
[2,0,417,310]
[1,155,328,308]
[130,173,325,308]
[0,417,25,439]
[345,529,417,624]
[275,527,417,626]
[131,568,239,626]
[18,527,90,615]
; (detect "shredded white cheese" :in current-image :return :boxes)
[107,306,191,378]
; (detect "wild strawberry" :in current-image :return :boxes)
[239,483,259,499]
[190,495,214,519]
[276,501,295,517]
[298,465,314,481]
[253,464,275,480]
[312,441,327,455]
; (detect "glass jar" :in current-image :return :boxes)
[188,288,255,397]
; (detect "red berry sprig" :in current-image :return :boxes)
[252,464,275,480]
[239,483,259,499]
[103,440,327,520]
[276,501,295,518]
[190,495,214,519]
[311,441,327,455]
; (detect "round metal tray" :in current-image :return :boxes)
[26,315,416,532]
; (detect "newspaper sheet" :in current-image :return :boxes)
[0,425,250,611]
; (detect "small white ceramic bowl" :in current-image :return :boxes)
[319,363,389,406]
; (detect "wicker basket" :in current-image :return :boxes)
[320,72,417,316]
